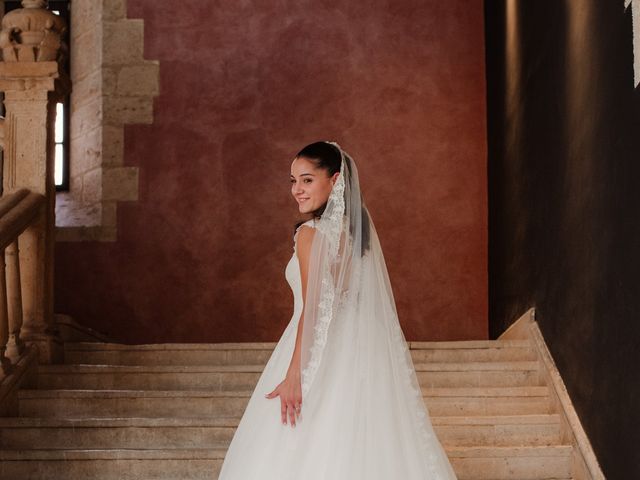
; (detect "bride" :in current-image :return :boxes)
[217,141,457,479]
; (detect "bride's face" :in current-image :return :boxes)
[290,156,339,214]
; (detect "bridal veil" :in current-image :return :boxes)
[296,140,457,478]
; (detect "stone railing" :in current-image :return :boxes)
[0,0,70,371]
[0,188,46,373]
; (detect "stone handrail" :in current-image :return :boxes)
[0,188,45,374]
[0,189,44,249]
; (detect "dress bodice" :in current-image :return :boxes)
[285,219,316,323]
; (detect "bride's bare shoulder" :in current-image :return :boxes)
[294,221,316,256]
[293,219,316,237]
[295,224,315,241]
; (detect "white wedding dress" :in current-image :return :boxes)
[217,219,458,480]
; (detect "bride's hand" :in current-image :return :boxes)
[264,368,302,427]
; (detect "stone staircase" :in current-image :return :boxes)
[0,339,575,479]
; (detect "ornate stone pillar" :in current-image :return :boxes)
[0,0,70,363]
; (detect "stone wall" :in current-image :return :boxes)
[54,0,488,344]
[55,0,158,241]
[486,1,640,477]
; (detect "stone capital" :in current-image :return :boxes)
[0,61,70,100]
[0,1,67,64]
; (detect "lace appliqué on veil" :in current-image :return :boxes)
[300,161,346,397]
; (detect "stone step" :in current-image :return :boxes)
[416,361,542,388]
[433,414,562,447]
[412,344,537,363]
[64,339,536,366]
[64,342,277,367]
[36,364,265,391]
[446,445,573,480]
[18,386,552,418]
[0,414,562,449]
[35,361,544,390]
[426,386,552,416]
[0,445,573,480]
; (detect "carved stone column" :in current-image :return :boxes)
[0,0,70,363]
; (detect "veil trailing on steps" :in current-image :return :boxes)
[296,140,458,478]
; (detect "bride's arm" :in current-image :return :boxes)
[264,224,315,426]
[288,225,315,378]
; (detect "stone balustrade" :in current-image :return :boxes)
[0,188,45,373]
[0,0,70,370]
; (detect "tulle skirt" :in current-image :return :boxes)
[217,294,457,479]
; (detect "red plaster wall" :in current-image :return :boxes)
[54,0,488,344]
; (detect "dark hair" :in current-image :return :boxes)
[295,141,342,222]
[293,141,371,256]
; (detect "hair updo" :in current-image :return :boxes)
[293,141,342,221]
[292,141,371,256]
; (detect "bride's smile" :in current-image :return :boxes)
[290,156,339,215]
